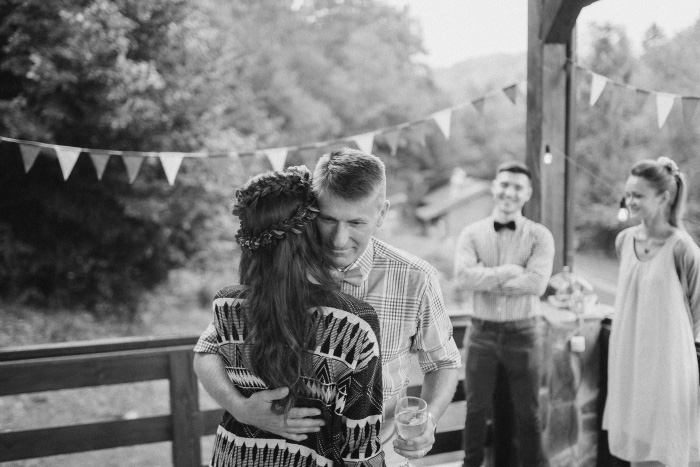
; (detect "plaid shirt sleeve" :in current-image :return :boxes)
[413,269,462,373]
[193,322,219,354]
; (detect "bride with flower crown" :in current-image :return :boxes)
[193,166,385,467]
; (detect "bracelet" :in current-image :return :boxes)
[427,412,437,432]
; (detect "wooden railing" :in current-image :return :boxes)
[0,316,470,466]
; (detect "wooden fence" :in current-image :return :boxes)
[0,316,470,466]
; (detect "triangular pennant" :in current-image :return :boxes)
[682,97,700,128]
[263,147,288,171]
[54,145,82,180]
[431,109,452,139]
[122,154,145,184]
[352,132,375,154]
[503,84,518,105]
[19,143,41,173]
[656,92,676,129]
[472,97,486,114]
[589,73,608,106]
[159,152,184,186]
[89,151,110,180]
[383,129,400,155]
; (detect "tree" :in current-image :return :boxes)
[0,0,235,317]
[574,18,700,252]
[0,0,445,317]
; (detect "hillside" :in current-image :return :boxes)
[431,52,527,103]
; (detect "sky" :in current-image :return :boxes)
[387,0,700,68]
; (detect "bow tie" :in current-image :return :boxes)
[494,220,516,232]
[332,267,364,287]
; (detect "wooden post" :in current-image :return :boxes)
[524,0,543,224]
[169,351,202,467]
[527,0,584,273]
[565,34,577,268]
[541,42,569,273]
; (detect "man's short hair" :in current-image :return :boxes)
[496,160,532,180]
[312,147,386,201]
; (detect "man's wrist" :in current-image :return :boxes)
[427,412,437,432]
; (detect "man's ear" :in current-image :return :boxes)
[491,179,499,197]
[376,199,390,228]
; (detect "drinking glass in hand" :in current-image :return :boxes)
[393,396,428,467]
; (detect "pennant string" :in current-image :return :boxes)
[3,62,698,186]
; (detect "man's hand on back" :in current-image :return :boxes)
[241,387,325,441]
[194,352,324,441]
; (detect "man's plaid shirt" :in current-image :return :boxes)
[195,237,461,405]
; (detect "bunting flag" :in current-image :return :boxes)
[589,73,608,106]
[12,66,698,188]
[682,97,700,128]
[159,152,185,186]
[122,154,145,184]
[382,129,400,156]
[89,151,111,180]
[1,81,524,185]
[54,145,82,180]
[656,92,676,129]
[352,132,375,154]
[19,143,41,173]
[503,84,518,105]
[431,109,452,139]
[263,147,288,171]
[471,97,486,114]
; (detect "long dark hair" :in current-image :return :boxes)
[630,157,687,229]
[234,167,336,414]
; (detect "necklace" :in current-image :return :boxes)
[639,237,663,254]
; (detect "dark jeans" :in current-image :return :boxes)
[463,317,546,467]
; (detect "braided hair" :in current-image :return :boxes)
[233,166,336,414]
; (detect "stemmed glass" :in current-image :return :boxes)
[393,395,428,467]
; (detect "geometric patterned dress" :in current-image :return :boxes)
[197,284,385,467]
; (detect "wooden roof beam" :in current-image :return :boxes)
[542,0,599,43]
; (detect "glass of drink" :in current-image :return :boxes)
[393,395,428,467]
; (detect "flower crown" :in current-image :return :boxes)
[233,166,319,251]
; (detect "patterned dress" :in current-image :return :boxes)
[201,284,385,467]
[603,227,700,466]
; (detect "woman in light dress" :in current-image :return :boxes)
[603,157,700,467]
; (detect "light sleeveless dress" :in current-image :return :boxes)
[603,228,700,467]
